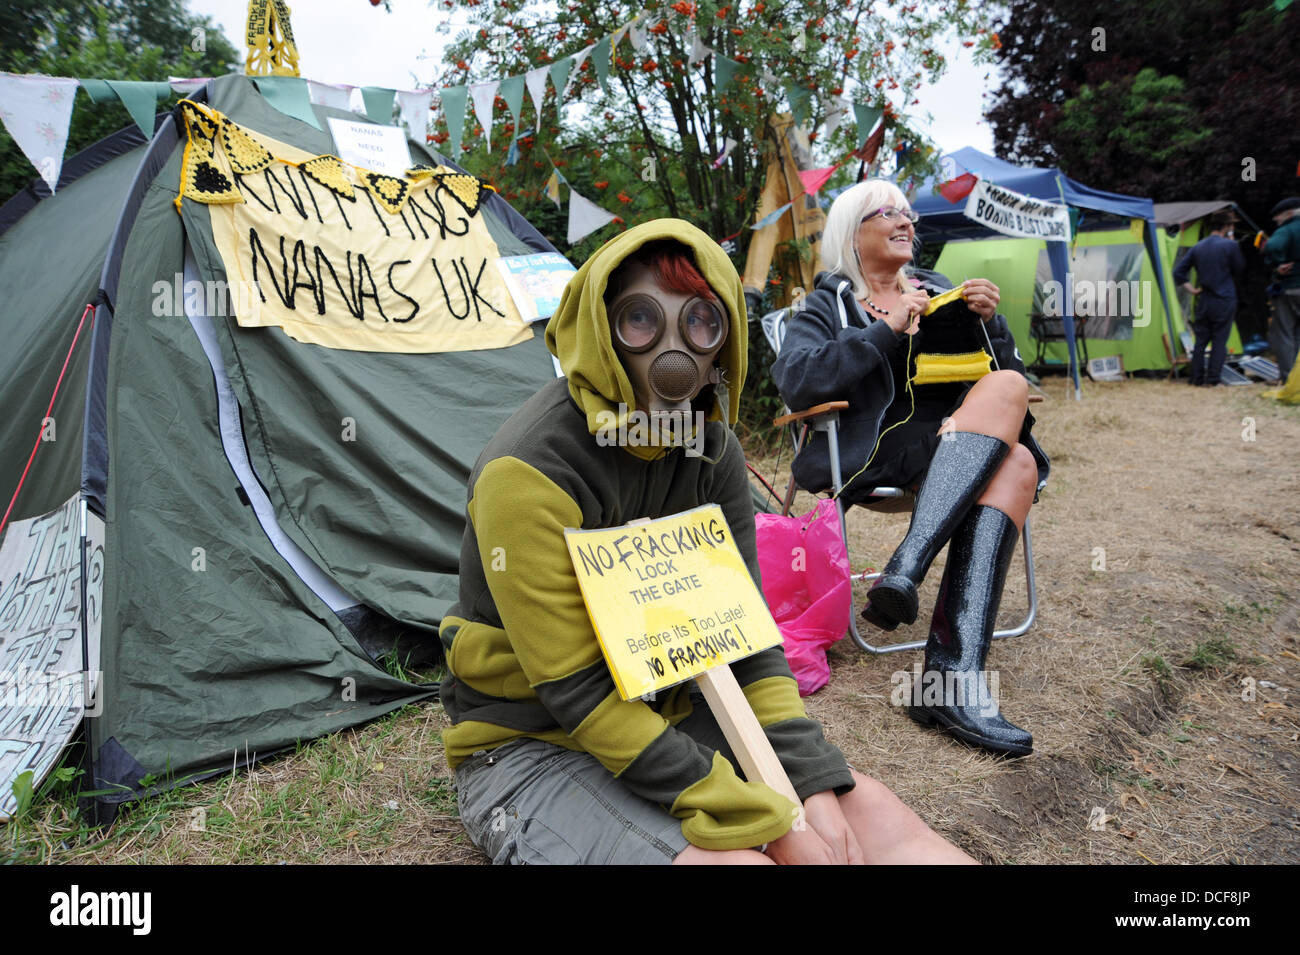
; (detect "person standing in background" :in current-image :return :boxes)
[1173,211,1246,386]
[1263,197,1300,382]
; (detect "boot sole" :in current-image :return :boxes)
[908,705,1033,757]
[862,575,919,629]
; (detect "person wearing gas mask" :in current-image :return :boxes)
[437,219,974,864]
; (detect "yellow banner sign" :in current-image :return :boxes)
[184,105,533,354]
[564,505,784,701]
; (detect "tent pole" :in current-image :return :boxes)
[77,495,99,828]
[1142,219,1181,376]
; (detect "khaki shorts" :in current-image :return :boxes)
[454,696,735,865]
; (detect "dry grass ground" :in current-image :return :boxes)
[4,376,1298,864]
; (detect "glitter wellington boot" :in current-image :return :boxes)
[907,505,1032,756]
[861,431,1010,632]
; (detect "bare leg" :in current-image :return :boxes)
[672,845,774,865]
[974,442,1038,530]
[940,369,1028,446]
[838,768,978,864]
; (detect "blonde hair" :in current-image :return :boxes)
[821,178,912,300]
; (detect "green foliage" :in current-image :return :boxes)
[429,0,989,423]
[0,0,239,203]
[1053,69,1211,194]
[1183,637,1236,672]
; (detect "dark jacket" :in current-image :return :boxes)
[771,269,1050,497]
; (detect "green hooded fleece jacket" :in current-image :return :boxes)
[439,219,852,851]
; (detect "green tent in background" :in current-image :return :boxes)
[0,74,561,821]
[933,210,1253,375]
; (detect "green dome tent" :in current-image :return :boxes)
[0,74,560,822]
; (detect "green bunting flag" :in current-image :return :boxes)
[549,56,574,103]
[254,76,322,130]
[853,103,882,150]
[715,56,741,93]
[80,79,173,139]
[360,86,396,125]
[440,85,469,158]
[592,35,613,94]
[785,84,811,127]
[499,75,526,134]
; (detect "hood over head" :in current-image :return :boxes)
[545,219,747,438]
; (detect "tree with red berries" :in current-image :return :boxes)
[428,0,991,259]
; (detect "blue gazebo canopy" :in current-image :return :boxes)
[909,147,1175,396]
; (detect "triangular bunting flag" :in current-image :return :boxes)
[396,89,433,141]
[220,117,274,174]
[592,35,613,95]
[567,190,618,245]
[937,172,978,203]
[469,79,500,150]
[715,56,740,93]
[360,86,396,125]
[628,21,648,52]
[712,137,738,169]
[751,201,793,230]
[525,66,549,131]
[549,56,574,103]
[565,46,593,98]
[103,80,172,138]
[300,155,355,199]
[797,165,838,197]
[785,85,811,127]
[362,171,410,215]
[545,169,563,209]
[688,33,711,67]
[498,75,526,134]
[852,103,882,150]
[0,73,79,193]
[439,85,468,157]
[307,80,353,111]
[254,76,322,129]
[821,95,849,142]
[169,76,210,96]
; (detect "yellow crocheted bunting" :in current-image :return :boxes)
[177,102,241,206]
[220,117,274,174]
[299,155,355,200]
[362,172,410,215]
[432,172,486,217]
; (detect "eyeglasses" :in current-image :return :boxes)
[863,206,919,224]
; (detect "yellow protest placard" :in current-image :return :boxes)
[564,504,784,701]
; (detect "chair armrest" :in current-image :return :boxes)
[773,400,850,428]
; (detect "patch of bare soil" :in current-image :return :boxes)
[751,375,1300,864]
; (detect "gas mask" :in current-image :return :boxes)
[607,262,729,418]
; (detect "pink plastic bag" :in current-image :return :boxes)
[754,499,851,695]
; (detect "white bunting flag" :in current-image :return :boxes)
[688,33,711,67]
[396,89,434,141]
[169,76,210,96]
[821,95,849,141]
[307,80,354,112]
[525,66,549,132]
[628,20,648,52]
[564,45,594,99]
[567,190,619,245]
[469,79,500,150]
[0,73,80,193]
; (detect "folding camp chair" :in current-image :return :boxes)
[760,308,1039,655]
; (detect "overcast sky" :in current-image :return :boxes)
[187,0,997,156]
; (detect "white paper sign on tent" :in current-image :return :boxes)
[326,117,412,177]
[963,178,1072,242]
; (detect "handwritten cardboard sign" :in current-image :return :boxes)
[564,504,784,700]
